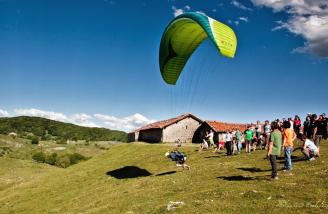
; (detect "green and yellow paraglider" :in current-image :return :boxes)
[159,12,238,85]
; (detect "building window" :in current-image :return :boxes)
[186,125,188,129]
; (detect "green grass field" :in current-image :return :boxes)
[0,136,328,213]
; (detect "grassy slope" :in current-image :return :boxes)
[0,140,328,214]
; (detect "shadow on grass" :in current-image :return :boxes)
[237,167,271,173]
[106,166,152,179]
[204,155,221,158]
[276,155,299,160]
[217,175,269,181]
[277,156,306,163]
[217,175,255,181]
[155,171,177,176]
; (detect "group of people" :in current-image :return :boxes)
[267,112,327,180]
[166,113,327,176]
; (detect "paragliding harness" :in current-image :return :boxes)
[169,151,187,164]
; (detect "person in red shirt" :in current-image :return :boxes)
[293,115,301,135]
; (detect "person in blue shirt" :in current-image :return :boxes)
[165,150,190,170]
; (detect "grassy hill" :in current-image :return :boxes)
[0,116,127,142]
[0,138,327,213]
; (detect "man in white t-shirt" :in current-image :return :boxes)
[300,135,318,161]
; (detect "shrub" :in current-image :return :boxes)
[32,152,87,168]
[56,139,67,144]
[99,146,109,150]
[45,153,58,165]
[0,147,12,157]
[68,153,87,164]
[32,152,46,163]
[55,155,71,168]
[41,134,52,141]
[31,136,39,145]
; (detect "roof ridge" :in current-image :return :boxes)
[133,113,202,132]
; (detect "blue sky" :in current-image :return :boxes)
[0,0,327,131]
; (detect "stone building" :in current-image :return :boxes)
[192,121,248,143]
[128,113,203,143]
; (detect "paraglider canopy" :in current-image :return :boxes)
[159,12,237,85]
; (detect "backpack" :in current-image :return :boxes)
[176,152,186,161]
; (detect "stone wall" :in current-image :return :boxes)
[128,131,139,142]
[162,117,202,143]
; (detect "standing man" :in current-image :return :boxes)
[225,131,233,156]
[264,120,271,149]
[313,114,326,156]
[282,121,296,173]
[267,121,282,180]
[255,121,262,150]
[245,126,254,153]
[303,116,312,139]
[322,113,328,140]
[206,129,215,149]
[236,129,243,154]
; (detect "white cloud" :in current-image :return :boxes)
[9,108,154,132]
[95,113,155,132]
[14,108,68,122]
[234,20,240,26]
[14,108,99,128]
[231,0,253,11]
[0,109,10,117]
[171,5,191,17]
[70,113,99,127]
[239,17,249,22]
[251,0,328,58]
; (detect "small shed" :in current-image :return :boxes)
[192,121,248,143]
[128,113,203,143]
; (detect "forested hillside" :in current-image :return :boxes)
[0,116,127,142]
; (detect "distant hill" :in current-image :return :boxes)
[0,116,127,142]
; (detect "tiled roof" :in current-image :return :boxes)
[132,113,203,132]
[206,121,248,132]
